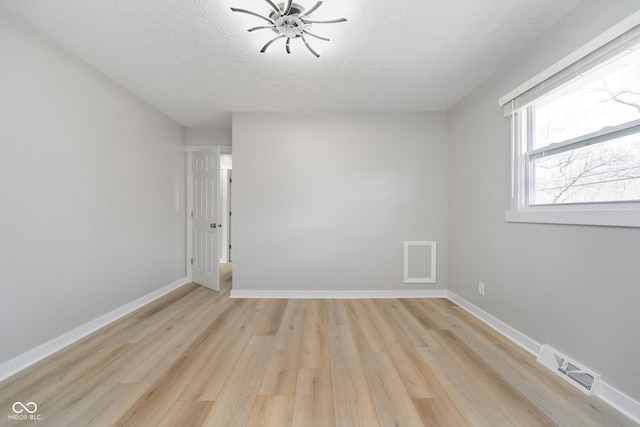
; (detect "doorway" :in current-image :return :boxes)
[187,146,232,292]
[219,262,233,293]
[219,154,232,264]
[218,153,233,293]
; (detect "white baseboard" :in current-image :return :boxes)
[447,291,640,425]
[0,277,189,382]
[446,291,541,356]
[230,289,448,299]
[599,382,640,425]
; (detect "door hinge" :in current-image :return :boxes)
[191,162,195,171]
[229,211,232,216]
[190,257,193,265]
[229,245,232,250]
[230,177,232,183]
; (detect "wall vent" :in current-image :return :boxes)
[537,345,600,395]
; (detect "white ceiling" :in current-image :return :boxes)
[1,0,583,128]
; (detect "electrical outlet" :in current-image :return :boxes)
[478,282,485,295]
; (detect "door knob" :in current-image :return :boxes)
[210,224,216,228]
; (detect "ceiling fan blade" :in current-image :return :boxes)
[263,0,282,14]
[301,17,347,24]
[230,8,275,25]
[261,35,286,53]
[284,0,293,15]
[299,1,323,18]
[286,38,292,54]
[248,25,276,32]
[303,30,329,42]
[301,35,320,58]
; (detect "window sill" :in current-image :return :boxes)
[505,208,640,228]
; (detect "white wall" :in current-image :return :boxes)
[186,128,232,146]
[0,9,186,364]
[233,112,448,292]
[447,0,640,403]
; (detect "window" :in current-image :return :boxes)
[503,23,640,227]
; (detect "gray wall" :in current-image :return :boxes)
[233,112,448,292]
[186,128,232,146]
[0,9,186,364]
[447,0,640,402]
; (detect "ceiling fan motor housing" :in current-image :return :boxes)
[271,3,308,38]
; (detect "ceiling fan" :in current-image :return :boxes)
[230,0,347,58]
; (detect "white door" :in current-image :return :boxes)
[193,148,220,291]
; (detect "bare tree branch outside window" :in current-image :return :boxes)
[529,60,640,205]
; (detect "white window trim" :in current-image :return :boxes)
[501,12,640,228]
[505,206,640,228]
[507,108,640,228]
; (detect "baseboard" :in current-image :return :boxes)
[446,291,541,356]
[0,276,189,382]
[230,289,448,299]
[599,382,640,425]
[447,291,640,425]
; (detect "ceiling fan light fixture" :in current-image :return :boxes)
[231,1,346,58]
[275,15,307,38]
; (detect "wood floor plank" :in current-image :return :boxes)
[32,344,137,426]
[0,278,633,427]
[413,398,470,427]
[178,299,275,401]
[360,352,424,427]
[69,383,151,427]
[120,299,228,384]
[343,300,385,353]
[201,336,276,427]
[377,299,439,347]
[114,297,253,426]
[252,299,289,336]
[361,299,447,398]
[115,284,205,344]
[429,328,556,426]
[568,396,639,427]
[327,300,380,427]
[450,305,579,396]
[416,346,511,426]
[0,342,132,417]
[175,285,225,318]
[449,305,640,426]
[438,304,602,425]
[399,298,453,330]
[299,300,330,369]
[126,283,200,321]
[258,300,305,396]
[0,316,138,407]
[157,400,214,427]
[247,395,295,427]
[291,369,335,427]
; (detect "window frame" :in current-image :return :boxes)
[507,109,640,228]
[503,18,640,228]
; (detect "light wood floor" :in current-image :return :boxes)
[0,265,636,426]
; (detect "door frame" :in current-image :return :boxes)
[185,145,232,282]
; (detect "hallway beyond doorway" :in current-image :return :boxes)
[220,262,232,293]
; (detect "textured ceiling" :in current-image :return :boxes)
[0,0,583,128]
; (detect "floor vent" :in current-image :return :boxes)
[537,345,600,395]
